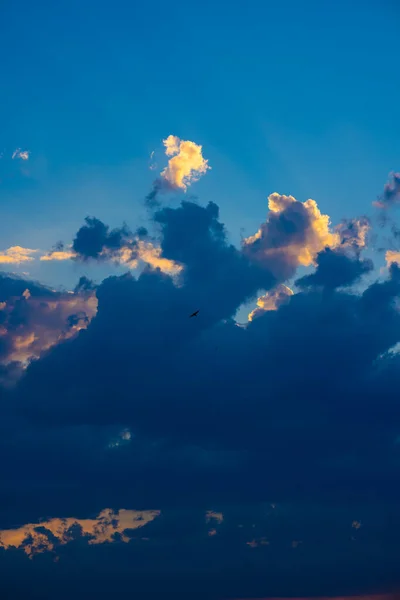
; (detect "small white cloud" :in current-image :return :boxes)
[12,148,30,161]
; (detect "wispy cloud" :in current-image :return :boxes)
[12,148,30,161]
[248,284,293,321]
[0,246,38,264]
[0,508,160,557]
[374,172,400,208]
[0,281,98,373]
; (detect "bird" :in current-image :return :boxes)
[189,310,199,318]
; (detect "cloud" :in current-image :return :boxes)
[0,508,160,557]
[72,217,132,261]
[296,248,373,290]
[40,247,76,261]
[0,275,97,376]
[242,193,340,279]
[0,246,38,264]
[66,217,183,275]
[161,135,210,190]
[12,148,30,161]
[248,284,293,321]
[3,175,400,597]
[374,172,400,208]
[335,217,370,251]
[385,250,400,268]
[145,135,210,206]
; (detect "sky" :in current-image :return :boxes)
[1,0,400,598]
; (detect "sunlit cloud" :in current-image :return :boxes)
[0,286,98,370]
[160,134,210,191]
[385,250,400,268]
[243,193,340,279]
[0,246,38,264]
[248,284,293,321]
[12,148,30,160]
[40,248,76,261]
[0,508,160,558]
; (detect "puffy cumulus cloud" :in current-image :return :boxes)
[0,246,38,264]
[0,275,97,376]
[145,135,210,206]
[374,172,400,208]
[0,508,160,557]
[248,284,293,321]
[161,135,210,191]
[242,193,340,279]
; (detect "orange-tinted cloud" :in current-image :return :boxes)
[385,250,400,269]
[248,284,293,321]
[161,135,210,190]
[0,286,98,370]
[0,508,160,558]
[335,217,370,251]
[41,238,183,276]
[40,248,76,261]
[0,246,38,264]
[205,510,224,524]
[242,193,339,279]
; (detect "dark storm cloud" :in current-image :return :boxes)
[9,200,400,502]
[2,186,400,598]
[295,247,373,289]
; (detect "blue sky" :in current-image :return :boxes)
[1,0,399,275]
[2,1,400,599]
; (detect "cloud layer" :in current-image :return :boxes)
[1,162,400,599]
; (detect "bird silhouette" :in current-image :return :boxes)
[189,310,199,318]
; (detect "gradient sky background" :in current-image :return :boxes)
[1,1,400,599]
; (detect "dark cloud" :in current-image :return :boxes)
[72,216,133,261]
[374,172,400,209]
[296,247,373,290]
[2,192,400,598]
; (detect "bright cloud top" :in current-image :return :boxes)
[161,134,210,190]
[0,285,98,370]
[0,246,38,264]
[248,284,294,321]
[0,508,160,557]
[243,193,340,279]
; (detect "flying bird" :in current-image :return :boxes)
[189,310,199,318]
